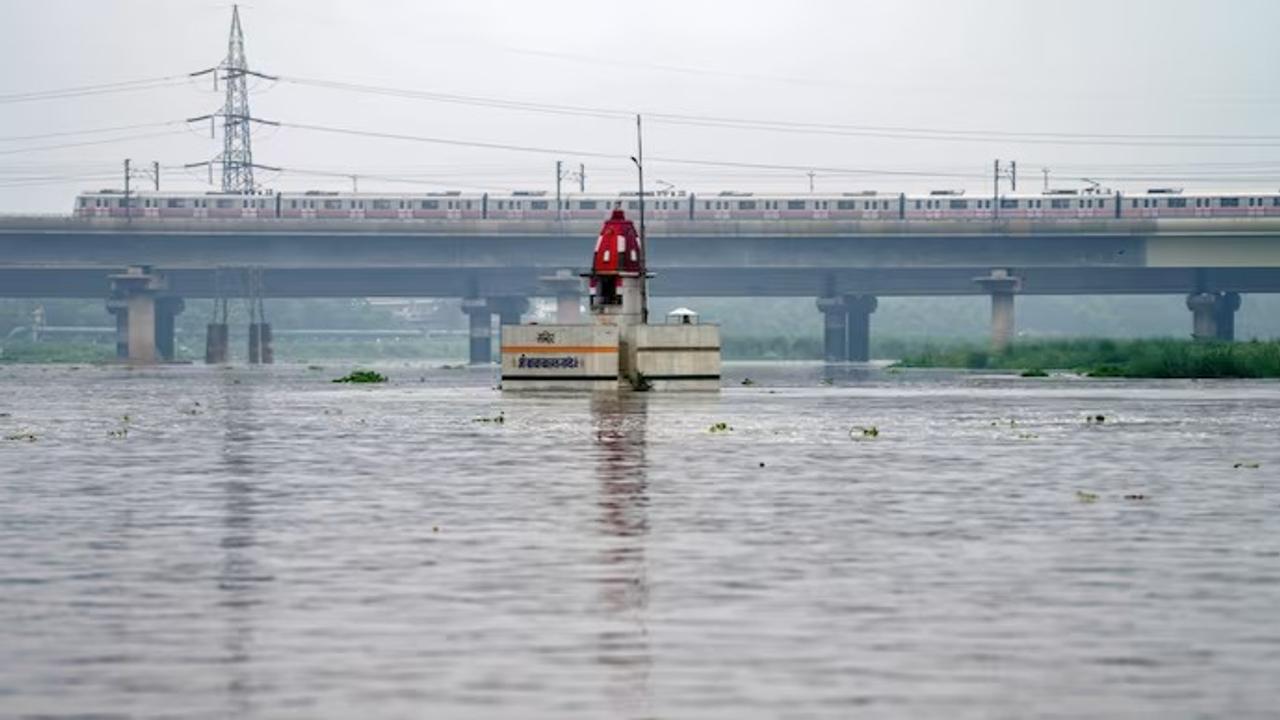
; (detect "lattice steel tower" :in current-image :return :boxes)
[220,5,255,193]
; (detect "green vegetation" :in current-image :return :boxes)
[332,370,388,384]
[0,341,113,364]
[896,338,1280,379]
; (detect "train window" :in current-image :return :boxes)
[576,201,596,210]
[738,201,756,210]
[1221,197,1240,207]
[372,200,392,210]
[1000,199,1018,209]
[1273,198,1280,207]
[531,201,549,210]
[1132,200,1139,208]
[1099,200,1106,208]
[949,200,968,209]
[215,199,235,209]
[323,200,342,210]
[1051,199,1070,209]
[837,200,856,210]
[627,201,639,210]
[422,200,439,210]
[1168,198,1187,208]
[466,201,473,210]
[787,200,806,210]
[673,202,680,210]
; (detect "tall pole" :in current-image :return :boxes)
[1043,167,1049,192]
[635,114,648,324]
[1010,160,1017,192]
[555,159,563,222]
[636,114,646,249]
[123,158,131,222]
[993,159,1000,220]
[152,160,160,191]
[579,163,585,192]
[808,170,815,193]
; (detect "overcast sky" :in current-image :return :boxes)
[2,0,1279,212]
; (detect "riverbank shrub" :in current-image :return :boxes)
[896,338,1280,379]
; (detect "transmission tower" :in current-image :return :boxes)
[221,5,255,193]
[186,5,278,193]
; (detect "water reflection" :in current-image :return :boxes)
[591,394,652,717]
[216,374,268,716]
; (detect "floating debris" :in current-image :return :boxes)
[741,378,755,386]
[820,378,834,386]
[758,462,766,468]
[474,412,505,424]
[1086,414,1107,424]
[1021,368,1049,378]
[1123,494,1150,501]
[333,370,387,384]
[709,421,732,433]
[1234,462,1261,470]
[1076,491,1099,503]
[107,428,128,439]
[1015,432,1039,440]
[307,365,324,371]
[851,425,879,439]
[4,432,37,442]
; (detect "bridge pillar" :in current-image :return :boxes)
[248,323,274,365]
[974,269,1021,352]
[540,270,584,324]
[105,298,128,360]
[844,295,878,362]
[816,296,848,363]
[108,266,167,364]
[492,296,531,354]
[1187,292,1240,341]
[205,324,229,364]
[462,298,493,365]
[1216,292,1242,341]
[155,297,184,362]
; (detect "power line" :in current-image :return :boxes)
[280,120,987,180]
[0,120,184,144]
[0,75,189,105]
[0,129,190,157]
[276,73,1280,148]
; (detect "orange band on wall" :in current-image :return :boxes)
[501,346,617,354]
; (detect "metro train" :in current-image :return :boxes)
[72,187,1280,222]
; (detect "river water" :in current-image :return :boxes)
[1,363,1278,719]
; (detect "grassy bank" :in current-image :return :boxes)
[895,338,1280,378]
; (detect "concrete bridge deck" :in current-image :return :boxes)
[1,215,1278,363]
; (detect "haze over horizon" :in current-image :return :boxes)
[3,0,1279,212]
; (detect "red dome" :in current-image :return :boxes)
[591,209,644,275]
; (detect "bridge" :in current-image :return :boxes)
[2,215,1279,364]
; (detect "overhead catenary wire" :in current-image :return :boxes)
[276,74,1280,148]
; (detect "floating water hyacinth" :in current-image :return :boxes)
[333,370,387,384]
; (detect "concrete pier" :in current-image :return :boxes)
[462,298,493,365]
[248,323,274,364]
[106,298,128,359]
[108,266,167,364]
[1187,291,1241,341]
[1216,291,1242,341]
[205,324,229,364]
[844,295,878,362]
[541,270,584,324]
[974,269,1021,352]
[816,296,848,363]
[155,297,184,362]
